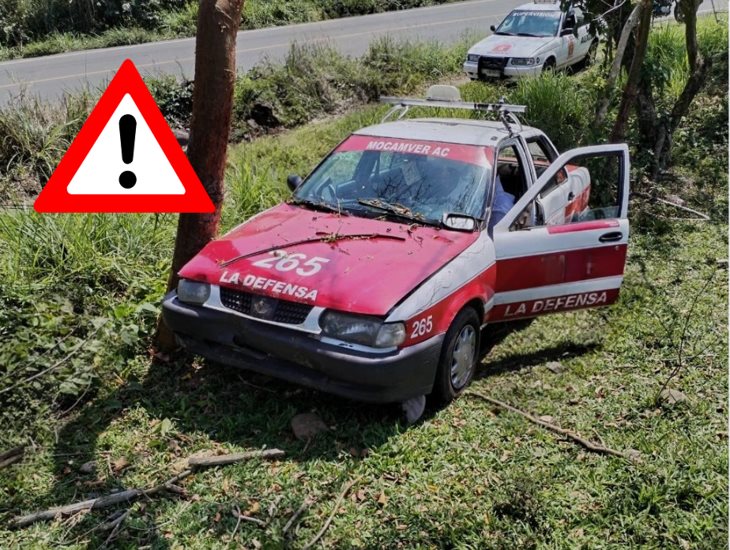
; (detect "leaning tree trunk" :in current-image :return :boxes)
[594,3,641,128]
[155,0,245,351]
[654,0,709,172]
[609,0,653,142]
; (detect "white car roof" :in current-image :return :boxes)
[354,118,542,147]
[512,1,563,12]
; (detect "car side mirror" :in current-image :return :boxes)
[560,27,574,37]
[490,24,496,32]
[287,174,303,192]
[442,213,477,232]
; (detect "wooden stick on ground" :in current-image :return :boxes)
[283,497,315,537]
[467,391,636,460]
[302,476,362,550]
[188,448,285,468]
[0,445,26,471]
[12,448,285,528]
[231,505,267,527]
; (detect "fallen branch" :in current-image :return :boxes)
[231,505,267,527]
[12,469,193,528]
[188,448,285,468]
[632,191,710,221]
[283,497,315,536]
[0,445,25,471]
[466,391,635,460]
[12,448,285,528]
[302,476,362,550]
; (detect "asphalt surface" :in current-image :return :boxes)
[0,0,724,104]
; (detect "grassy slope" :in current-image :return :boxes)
[0,17,727,549]
[0,99,727,547]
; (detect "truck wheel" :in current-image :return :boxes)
[542,57,556,74]
[432,308,480,404]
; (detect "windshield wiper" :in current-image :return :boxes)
[289,197,347,215]
[516,32,540,37]
[357,198,438,226]
[494,31,514,35]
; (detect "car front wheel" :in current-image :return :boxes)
[542,57,556,74]
[432,308,480,404]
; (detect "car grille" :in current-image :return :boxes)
[478,56,508,70]
[219,287,313,325]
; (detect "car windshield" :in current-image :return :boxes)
[293,135,491,225]
[495,10,561,37]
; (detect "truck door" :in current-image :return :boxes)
[487,144,630,322]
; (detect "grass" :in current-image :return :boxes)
[0,97,727,547]
[0,16,727,548]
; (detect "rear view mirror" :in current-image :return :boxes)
[490,24,496,32]
[442,213,477,232]
[287,174,303,191]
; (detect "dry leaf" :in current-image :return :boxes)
[246,501,260,515]
[377,492,388,506]
[213,511,221,523]
[112,457,130,473]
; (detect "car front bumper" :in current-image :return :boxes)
[161,292,443,403]
[463,60,543,80]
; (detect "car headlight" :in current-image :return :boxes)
[467,53,480,62]
[510,57,540,66]
[320,311,406,348]
[177,279,210,305]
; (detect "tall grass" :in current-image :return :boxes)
[0,92,93,202]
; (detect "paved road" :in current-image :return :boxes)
[0,0,723,104]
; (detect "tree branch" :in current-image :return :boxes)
[467,391,637,459]
[12,448,284,528]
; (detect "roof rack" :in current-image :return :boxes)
[380,85,526,136]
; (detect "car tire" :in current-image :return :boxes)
[432,307,481,404]
[542,57,556,75]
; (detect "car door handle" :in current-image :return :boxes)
[599,231,623,243]
[567,191,575,200]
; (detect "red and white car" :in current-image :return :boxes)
[162,86,630,411]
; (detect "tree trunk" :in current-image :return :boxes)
[594,4,641,127]
[633,0,709,176]
[155,0,245,351]
[609,0,653,142]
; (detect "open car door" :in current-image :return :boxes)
[488,144,630,321]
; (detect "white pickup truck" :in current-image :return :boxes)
[463,1,598,80]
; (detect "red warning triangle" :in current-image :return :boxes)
[34,59,214,213]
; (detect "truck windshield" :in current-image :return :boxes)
[293,135,491,225]
[496,10,562,38]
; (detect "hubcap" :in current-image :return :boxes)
[450,325,476,390]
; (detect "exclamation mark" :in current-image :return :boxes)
[118,114,137,189]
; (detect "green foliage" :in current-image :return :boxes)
[0,92,93,201]
[147,75,194,129]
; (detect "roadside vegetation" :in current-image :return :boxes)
[0,0,459,60]
[0,15,727,548]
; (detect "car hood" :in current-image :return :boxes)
[179,204,480,316]
[469,34,553,58]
